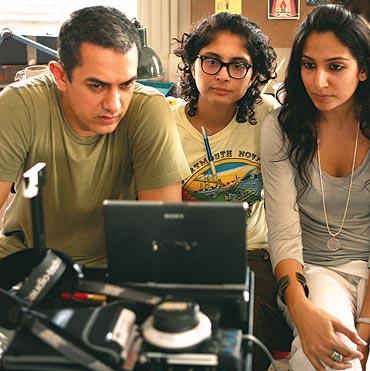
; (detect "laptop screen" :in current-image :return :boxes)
[103,200,247,285]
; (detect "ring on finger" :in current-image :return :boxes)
[330,350,343,363]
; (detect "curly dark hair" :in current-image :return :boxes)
[58,6,141,80]
[173,12,277,124]
[278,4,370,191]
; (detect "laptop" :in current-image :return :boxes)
[103,200,248,291]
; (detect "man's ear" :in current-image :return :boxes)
[48,61,68,91]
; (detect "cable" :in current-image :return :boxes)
[242,334,280,371]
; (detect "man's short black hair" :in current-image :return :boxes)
[58,6,141,80]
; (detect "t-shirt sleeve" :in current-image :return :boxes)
[0,86,32,182]
[129,93,190,190]
[260,111,304,272]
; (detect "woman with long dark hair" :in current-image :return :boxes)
[261,4,370,370]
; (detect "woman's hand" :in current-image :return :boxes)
[356,343,368,371]
[356,323,370,370]
[290,297,366,370]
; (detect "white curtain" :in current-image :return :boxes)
[137,0,190,82]
[0,0,190,83]
[0,0,138,36]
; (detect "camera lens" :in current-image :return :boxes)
[153,300,199,332]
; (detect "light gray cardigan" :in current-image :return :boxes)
[260,110,370,272]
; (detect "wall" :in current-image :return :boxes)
[191,0,314,47]
[190,0,316,89]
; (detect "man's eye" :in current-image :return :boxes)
[90,82,105,90]
[120,81,134,89]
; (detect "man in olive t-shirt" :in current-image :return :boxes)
[0,6,190,267]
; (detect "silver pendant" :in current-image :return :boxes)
[327,237,341,251]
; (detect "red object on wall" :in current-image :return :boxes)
[269,0,299,18]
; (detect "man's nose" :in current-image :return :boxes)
[103,88,122,112]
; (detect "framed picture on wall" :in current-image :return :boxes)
[268,0,300,19]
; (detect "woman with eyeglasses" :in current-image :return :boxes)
[172,12,290,370]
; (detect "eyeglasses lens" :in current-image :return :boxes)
[201,58,248,79]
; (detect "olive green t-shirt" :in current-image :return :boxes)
[0,74,190,267]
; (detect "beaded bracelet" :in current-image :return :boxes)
[355,317,370,325]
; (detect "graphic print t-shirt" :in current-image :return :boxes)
[173,94,277,250]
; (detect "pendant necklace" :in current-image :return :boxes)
[317,123,360,251]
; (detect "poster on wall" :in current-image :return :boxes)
[268,0,300,19]
[215,0,242,14]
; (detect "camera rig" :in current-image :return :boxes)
[0,163,254,370]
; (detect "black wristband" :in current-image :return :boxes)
[277,272,309,305]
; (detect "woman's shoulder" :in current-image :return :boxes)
[255,93,280,123]
[261,107,283,144]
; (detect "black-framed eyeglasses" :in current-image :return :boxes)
[196,55,253,79]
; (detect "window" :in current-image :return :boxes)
[0,1,137,36]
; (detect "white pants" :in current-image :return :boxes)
[280,262,369,371]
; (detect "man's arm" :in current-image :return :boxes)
[0,181,12,209]
[137,182,182,201]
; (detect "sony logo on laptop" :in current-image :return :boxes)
[163,213,185,220]
[152,240,198,251]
